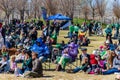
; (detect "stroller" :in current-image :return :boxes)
[96,25,104,36]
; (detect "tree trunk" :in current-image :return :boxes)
[20,10,25,22]
[70,13,74,22]
[6,14,10,25]
[92,9,95,20]
[34,11,37,18]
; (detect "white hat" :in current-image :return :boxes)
[106,40,110,44]
[92,49,99,55]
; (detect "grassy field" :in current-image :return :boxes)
[1,30,117,80]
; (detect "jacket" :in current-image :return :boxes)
[31,38,49,58]
[32,58,43,74]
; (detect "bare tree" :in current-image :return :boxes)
[95,0,107,21]
[87,0,97,20]
[82,4,90,21]
[16,0,27,21]
[113,0,120,21]
[0,0,16,24]
[80,0,90,21]
[31,0,42,19]
[43,0,58,15]
[59,0,75,19]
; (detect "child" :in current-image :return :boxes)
[1,46,9,60]
[8,55,17,74]
[0,55,10,73]
[15,49,25,63]
[90,51,98,73]
[94,55,106,74]
[73,57,91,73]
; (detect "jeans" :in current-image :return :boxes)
[69,32,73,39]
[18,67,32,74]
[73,67,81,73]
[103,68,120,75]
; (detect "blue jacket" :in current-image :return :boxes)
[31,38,49,58]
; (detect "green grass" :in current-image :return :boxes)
[1,30,117,80]
[73,18,107,28]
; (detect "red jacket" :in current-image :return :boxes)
[90,54,98,65]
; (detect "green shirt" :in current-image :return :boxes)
[2,52,8,56]
[22,58,32,69]
[51,33,57,41]
[69,25,74,33]
[74,26,79,32]
[115,23,120,29]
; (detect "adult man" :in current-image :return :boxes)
[23,52,43,78]
[79,48,90,63]
[88,21,94,36]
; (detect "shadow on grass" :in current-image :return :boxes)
[43,69,55,71]
[42,75,54,78]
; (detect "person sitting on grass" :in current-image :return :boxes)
[72,57,91,73]
[1,46,9,60]
[102,51,120,75]
[79,48,90,64]
[15,49,26,63]
[8,55,17,74]
[18,50,32,75]
[0,55,10,73]
[23,52,43,78]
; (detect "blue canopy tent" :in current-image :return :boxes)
[48,13,71,29]
[47,13,71,20]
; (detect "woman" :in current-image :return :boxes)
[103,51,120,75]
[107,51,117,69]
[56,42,78,71]
[18,50,32,75]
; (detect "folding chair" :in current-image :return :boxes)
[66,58,80,70]
[43,57,51,70]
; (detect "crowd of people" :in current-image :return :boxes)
[0,19,120,79]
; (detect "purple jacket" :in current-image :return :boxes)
[62,42,78,61]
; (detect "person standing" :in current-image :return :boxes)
[0,22,5,49]
[88,21,94,36]
[55,22,60,36]
[74,24,79,36]
[114,22,120,39]
[69,22,74,39]
[105,25,112,40]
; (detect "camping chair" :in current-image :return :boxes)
[66,57,80,70]
[42,55,51,70]
[43,57,51,70]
